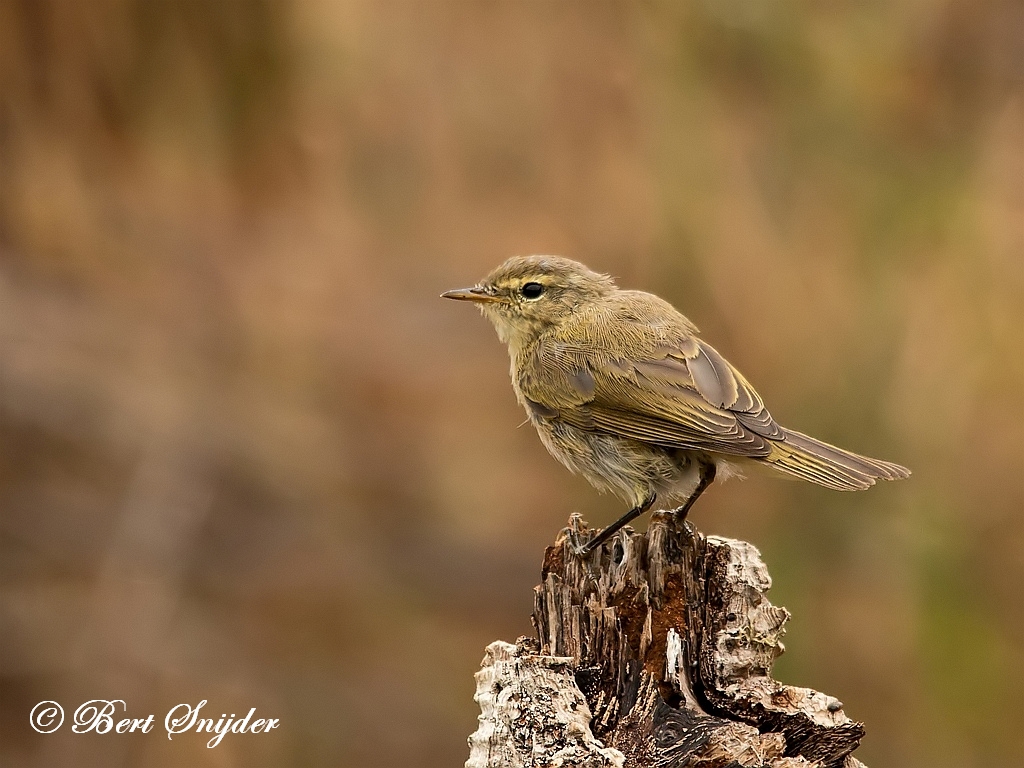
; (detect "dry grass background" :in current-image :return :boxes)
[0,1,1022,766]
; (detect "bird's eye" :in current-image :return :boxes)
[521,282,545,300]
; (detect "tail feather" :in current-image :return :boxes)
[767,428,911,491]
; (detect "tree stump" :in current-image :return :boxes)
[466,511,868,768]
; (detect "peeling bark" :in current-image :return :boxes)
[466,511,868,768]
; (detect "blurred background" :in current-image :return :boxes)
[0,1,1021,766]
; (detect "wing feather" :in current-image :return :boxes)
[513,290,908,489]
[518,334,780,459]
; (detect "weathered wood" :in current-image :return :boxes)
[467,511,868,768]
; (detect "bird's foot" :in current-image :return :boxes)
[563,516,603,580]
[668,504,690,520]
[663,505,700,541]
[565,514,594,558]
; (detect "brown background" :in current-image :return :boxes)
[1,2,1022,766]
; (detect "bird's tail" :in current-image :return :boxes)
[766,428,910,491]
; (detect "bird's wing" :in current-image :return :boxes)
[518,308,781,458]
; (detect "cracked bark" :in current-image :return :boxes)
[466,511,868,768]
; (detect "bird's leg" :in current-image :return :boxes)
[575,493,657,558]
[671,460,716,521]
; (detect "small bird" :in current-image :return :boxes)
[442,256,909,555]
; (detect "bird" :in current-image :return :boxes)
[442,255,910,556]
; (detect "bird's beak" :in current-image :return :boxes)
[440,286,502,303]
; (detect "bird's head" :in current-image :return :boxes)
[442,255,616,348]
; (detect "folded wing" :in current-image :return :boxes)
[519,308,908,490]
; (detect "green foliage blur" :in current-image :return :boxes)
[1,2,1021,766]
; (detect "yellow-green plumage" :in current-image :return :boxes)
[443,255,909,521]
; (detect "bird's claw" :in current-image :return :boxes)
[564,527,601,579]
[567,526,593,559]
